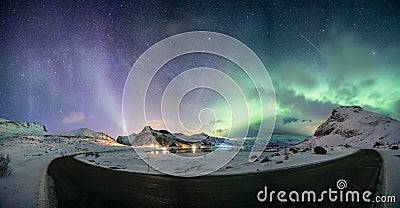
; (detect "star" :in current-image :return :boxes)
[0,0,398,138]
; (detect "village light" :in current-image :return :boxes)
[192,145,197,153]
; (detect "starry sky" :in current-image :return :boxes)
[1,0,399,138]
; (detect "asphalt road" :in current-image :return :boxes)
[48,149,382,208]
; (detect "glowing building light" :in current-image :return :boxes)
[192,145,197,153]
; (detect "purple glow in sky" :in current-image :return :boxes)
[1,0,399,138]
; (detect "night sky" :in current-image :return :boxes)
[1,0,399,138]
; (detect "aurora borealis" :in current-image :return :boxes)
[1,0,399,138]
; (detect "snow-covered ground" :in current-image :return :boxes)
[1,133,396,207]
[75,146,356,176]
[1,107,399,207]
[0,133,127,208]
[377,149,400,208]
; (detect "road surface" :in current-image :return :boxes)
[48,149,382,208]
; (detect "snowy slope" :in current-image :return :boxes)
[116,133,137,146]
[133,126,200,147]
[173,132,208,142]
[131,126,225,147]
[173,132,224,143]
[53,128,117,145]
[0,133,127,207]
[0,117,47,134]
[302,106,400,148]
[0,118,126,207]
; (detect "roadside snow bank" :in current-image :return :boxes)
[0,134,126,207]
[378,149,400,208]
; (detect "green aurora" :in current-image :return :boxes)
[209,31,400,137]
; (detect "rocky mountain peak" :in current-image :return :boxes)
[303,106,400,148]
[143,126,153,131]
[128,126,224,147]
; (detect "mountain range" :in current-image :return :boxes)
[127,126,224,147]
[1,105,399,149]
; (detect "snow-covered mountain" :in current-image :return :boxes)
[0,116,120,147]
[116,133,137,146]
[173,132,225,145]
[0,121,126,207]
[133,126,189,147]
[302,106,400,148]
[173,132,209,142]
[131,126,224,147]
[0,117,47,134]
[52,128,117,144]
